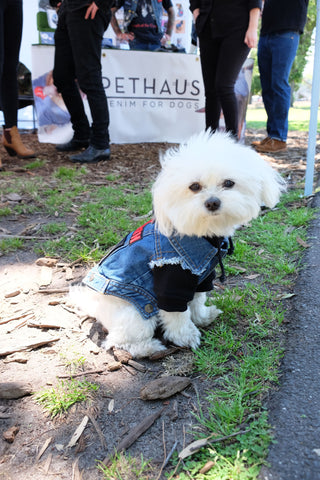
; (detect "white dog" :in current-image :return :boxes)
[71,131,285,358]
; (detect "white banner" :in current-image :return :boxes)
[31,45,253,144]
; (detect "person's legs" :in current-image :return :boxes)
[199,30,221,132]
[53,9,91,142]
[0,0,22,128]
[257,34,273,137]
[0,0,34,159]
[214,32,250,138]
[65,8,110,149]
[268,32,299,141]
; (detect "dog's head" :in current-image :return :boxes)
[152,131,286,237]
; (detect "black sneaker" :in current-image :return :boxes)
[56,137,90,152]
[70,145,111,163]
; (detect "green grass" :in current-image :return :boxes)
[0,144,317,479]
[165,189,315,479]
[97,453,152,480]
[34,378,99,418]
[246,103,320,131]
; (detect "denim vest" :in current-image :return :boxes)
[122,0,163,32]
[83,220,230,320]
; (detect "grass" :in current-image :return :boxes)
[97,453,152,480]
[0,141,317,478]
[246,103,320,131]
[34,378,99,418]
[164,188,316,479]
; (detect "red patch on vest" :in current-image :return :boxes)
[129,219,154,244]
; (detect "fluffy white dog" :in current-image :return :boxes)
[71,131,285,358]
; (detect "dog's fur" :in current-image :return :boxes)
[71,131,285,358]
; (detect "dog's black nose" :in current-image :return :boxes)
[205,197,221,212]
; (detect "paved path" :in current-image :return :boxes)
[259,192,320,480]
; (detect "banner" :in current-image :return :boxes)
[32,45,253,144]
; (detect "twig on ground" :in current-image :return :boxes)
[102,406,166,465]
[57,369,106,379]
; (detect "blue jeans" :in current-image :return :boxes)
[258,31,300,142]
[129,39,161,51]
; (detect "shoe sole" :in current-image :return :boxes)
[70,154,110,163]
[255,146,287,153]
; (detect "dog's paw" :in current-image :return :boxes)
[192,304,222,327]
[163,320,201,350]
[102,337,167,359]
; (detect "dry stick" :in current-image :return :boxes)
[37,288,69,294]
[87,412,108,449]
[102,406,166,465]
[0,309,34,325]
[156,422,178,480]
[0,234,54,240]
[57,369,106,379]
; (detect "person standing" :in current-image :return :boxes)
[111,0,175,51]
[189,0,261,139]
[0,0,35,171]
[51,0,113,163]
[253,0,309,153]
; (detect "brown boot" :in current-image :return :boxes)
[3,126,35,158]
[254,137,287,153]
[251,136,270,147]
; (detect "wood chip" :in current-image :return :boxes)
[199,461,216,474]
[0,336,60,357]
[107,361,122,371]
[36,257,58,267]
[35,437,53,463]
[65,267,74,281]
[128,359,146,372]
[0,382,33,399]
[4,290,21,299]
[67,415,89,448]
[3,425,20,443]
[140,376,191,400]
[113,348,133,364]
[148,346,180,360]
[3,353,28,364]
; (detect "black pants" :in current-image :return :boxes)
[0,0,23,128]
[53,6,110,149]
[199,27,249,138]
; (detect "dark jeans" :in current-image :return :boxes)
[258,32,300,142]
[0,0,23,128]
[199,27,250,138]
[53,6,111,149]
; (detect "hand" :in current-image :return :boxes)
[193,8,200,21]
[117,32,135,42]
[85,2,99,19]
[244,27,258,48]
[161,33,171,46]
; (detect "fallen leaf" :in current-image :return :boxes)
[296,236,310,248]
[140,376,191,400]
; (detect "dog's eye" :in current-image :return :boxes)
[223,180,235,188]
[189,182,202,192]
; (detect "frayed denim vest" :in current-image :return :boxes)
[83,220,230,319]
[122,0,163,32]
